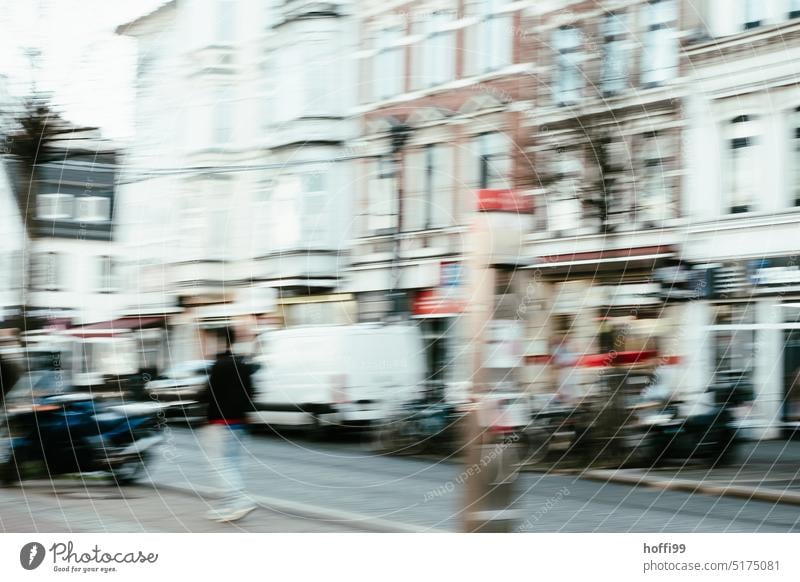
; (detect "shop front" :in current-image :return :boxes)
[520,246,682,403]
[409,260,470,403]
[697,256,800,439]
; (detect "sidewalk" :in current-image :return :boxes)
[0,480,364,533]
[580,439,800,505]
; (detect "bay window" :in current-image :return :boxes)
[273,174,302,248]
[641,0,678,87]
[212,86,233,146]
[216,0,235,44]
[553,26,583,106]
[305,40,334,116]
[301,172,330,246]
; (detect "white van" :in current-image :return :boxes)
[249,324,425,431]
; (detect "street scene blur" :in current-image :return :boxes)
[2,0,800,533]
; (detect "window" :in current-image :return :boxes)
[792,107,800,205]
[254,177,275,252]
[206,179,232,259]
[637,132,675,223]
[275,45,303,122]
[302,172,329,246]
[472,0,513,74]
[305,41,334,115]
[791,0,800,18]
[374,27,404,100]
[404,144,454,231]
[75,196,111,222]
[548,147,583,233]
[641,0,678,87]
[728,115,759,214]
[213,87,233,146]
[273,174,302,248]
[31,252,61,291]
[216,0,236,43]
[476,132,512,189]
[367,156,398,233]
[96,256,117,292]
[421,10,455,88]
[601,13,628,95]
[37,193,74,220]
[712,302,756,392]
[553,26,583,105]
[744,0,762,29]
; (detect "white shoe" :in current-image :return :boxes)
[216,503,257,523]
[205,507,230,521]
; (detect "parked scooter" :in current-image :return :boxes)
[638,377,753,467]
[0,370,164,486]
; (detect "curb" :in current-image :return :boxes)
[579,469,800,505]
[145,479,446,533]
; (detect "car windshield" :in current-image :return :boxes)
[4,371,66,404]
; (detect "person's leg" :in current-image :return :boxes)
[217,424,255,521]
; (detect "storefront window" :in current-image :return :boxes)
[421,318,451,396]
[712,303,756,387]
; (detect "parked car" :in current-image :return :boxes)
[249,324,425,435]
[144,360,213,424]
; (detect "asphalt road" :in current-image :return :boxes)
[142,427,800,532]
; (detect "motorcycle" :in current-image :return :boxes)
[0,370,164,486]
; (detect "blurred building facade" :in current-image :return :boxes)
[518,0,689,421]
[106,0,800,438]
[348,0,536,398]
[0,157,24,329]
[680,0,800,437]
[2,119,124,331]
[116,0,356,362]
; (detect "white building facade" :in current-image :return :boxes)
[116,0,356,362]
[681,0,800,439]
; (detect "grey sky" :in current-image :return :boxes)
[0,0,164,139]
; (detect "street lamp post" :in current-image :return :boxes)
[387,122,410,320]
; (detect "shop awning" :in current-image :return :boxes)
[524,245,674,273]
[66,316,166,338]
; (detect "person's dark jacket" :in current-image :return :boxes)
[206,350,255,423]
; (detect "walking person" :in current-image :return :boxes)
[204,326,257,522]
